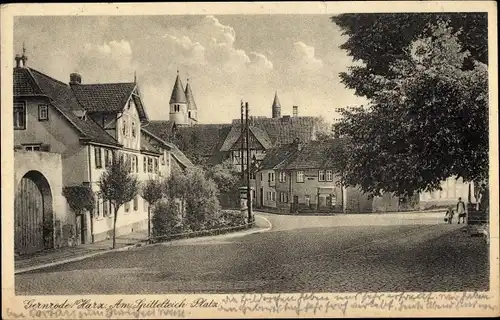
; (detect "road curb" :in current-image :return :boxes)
[14,218,273,275]
[14,243,141,275]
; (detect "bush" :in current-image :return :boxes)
[152,200,182,238]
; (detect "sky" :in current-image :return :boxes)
[14,15,368,124]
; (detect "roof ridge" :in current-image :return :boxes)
[28,68,68,87]
[73,82,136,86]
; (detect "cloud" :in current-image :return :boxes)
[77,40,135,82]
[292,41,323,71]
[160,15,273,74]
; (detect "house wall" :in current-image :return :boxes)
[344,186,373,213]
[90,113,117,140]
[257,169,277,208]
[88,145,161,242]
[116,98,141,150]
[289,169,342,209]
[419,176,474,209]
[13,98,90,186]
[14,151,76,248]
[275,170,291,212]
[372,193,400,212]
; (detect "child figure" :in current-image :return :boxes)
[445,206,454,224]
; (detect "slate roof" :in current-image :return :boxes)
[169,74,187,104]
[141,128,195,168]
[71,82,148,122]
[220,124,272,152]
[140,134,161,155]
[13,68,43,96]
[232,116,320,147]
[185,81,197,110]
[15,67,120,146]
[282,139,346,170]
[259,143,298,170]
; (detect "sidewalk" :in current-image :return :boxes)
[14,218,271,274]
[15,230,148,274]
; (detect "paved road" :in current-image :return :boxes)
[15,211,489,294]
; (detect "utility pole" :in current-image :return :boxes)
[240,101,245,180]
[245,102,253,223]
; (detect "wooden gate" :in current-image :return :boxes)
[15,172,52,255]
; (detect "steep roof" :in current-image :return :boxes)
[272,92,281,111]
[70,82,148,122]
[282,139,346,170]
[260,143,298,170]
[185,81,197,110]
[169,74,187,104]
[146,121,232,166]
[141,128,194,168]
[220,124,272,152]
[232,116,320,147]
[15,67,120,147]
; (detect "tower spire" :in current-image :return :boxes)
[134,70,137,83]
[272,91,281,118]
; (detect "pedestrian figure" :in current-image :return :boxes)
[444,206,454,224]
[456,197,466,224]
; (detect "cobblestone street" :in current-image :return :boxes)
[15,212,489,295]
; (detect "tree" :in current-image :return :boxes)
[205,158,240,194]
[62,184,96,241]
[331,13,487,99]
[98,156,140,248]
[141,178,164,241]
[332,20,488,196]
[183,168,221,231]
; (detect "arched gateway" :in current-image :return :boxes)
[14,170,53,255]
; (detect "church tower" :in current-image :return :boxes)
[185,78,198,125]
[169,71,189,126]
[272,91,281,118]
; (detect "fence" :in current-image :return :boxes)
[149,222,255,244]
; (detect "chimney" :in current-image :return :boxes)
[15,54,22,68]
[69,73,82,85]
[293,137,302,151]
[293,106,298,117]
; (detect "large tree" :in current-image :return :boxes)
[331,15,488,196]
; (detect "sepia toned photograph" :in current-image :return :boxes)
[1,2,498,319]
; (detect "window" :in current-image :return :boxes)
[161,153,166,165]
[95,147,102,168]
[154,158,159,173]
[188,111,191,118]
[279,172,286,183]
[132,123,136,138]
[143,197,148,211]
[133,196,138,211]
[95,196,101,218]
[135,155,139,173]
[297,171,304,183]
[148,157,153,173]
[38,104,49,121]
[124,201,130,213]
[272,192,276,201]
[326,170,333,182]
[143,156,147,173]
[318,170,326,182]
[103,200,109,217]
[14,103,26,130]
[280,192,288,203]
[131,155,136,173]
[105,150,113,167]
[122,120,127,136]
[260,173,263,181]
[23,144,41,151]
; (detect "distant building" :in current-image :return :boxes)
[419,176,475,209]
[148,81,328,169]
